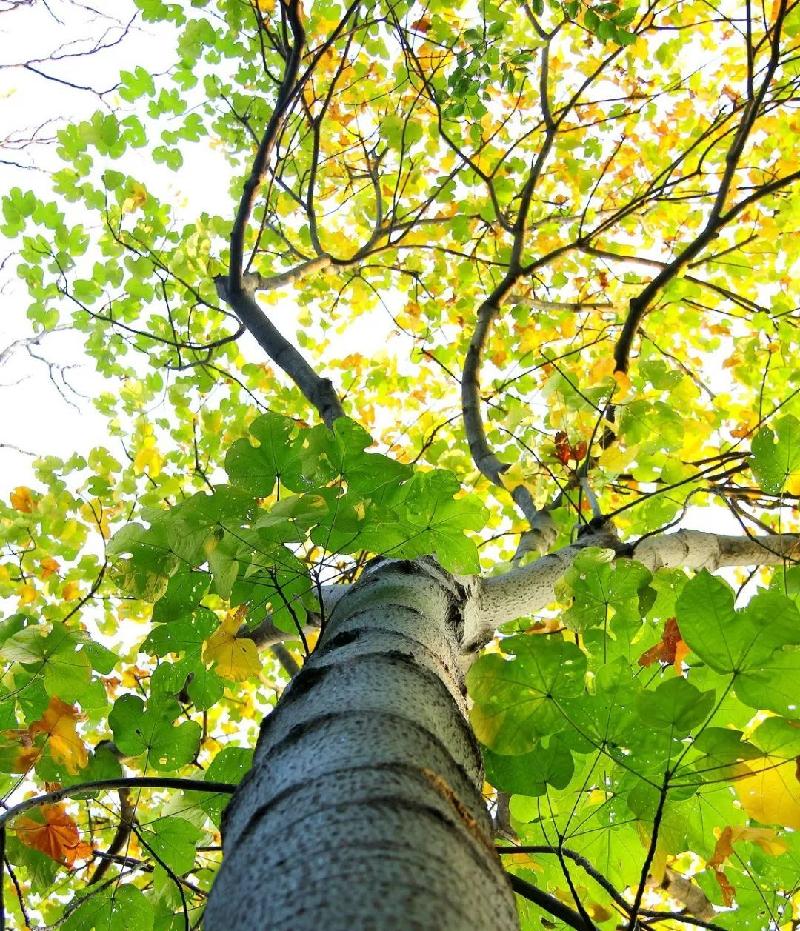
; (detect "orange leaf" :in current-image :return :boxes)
[570,440,587,462]
[638,618,688,674]
[39,557,60,579]
[554,431,571,465]
[709,825,787,906]
[10,486,35,513]
[61,581,80,601]
[15,804,93,866]
[29,698,89,775]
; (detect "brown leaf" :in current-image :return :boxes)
[638,618,688,674]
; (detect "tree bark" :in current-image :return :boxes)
[464,529,800,647]
[205,558,519,931]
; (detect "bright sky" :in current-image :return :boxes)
[1,1,151,479]
[0,0,401,493]
[0,0,752,549]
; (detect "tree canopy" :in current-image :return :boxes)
[2,0,800,927]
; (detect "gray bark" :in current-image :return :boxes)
[205,558,519,931]
[463,529,800,648]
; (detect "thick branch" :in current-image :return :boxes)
[236,583,346,647]
[216,281,344,427]
[464,529,800,648]
[219,0,346,426]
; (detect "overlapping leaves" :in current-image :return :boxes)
[111,413,486,651]
[469,550,800,926]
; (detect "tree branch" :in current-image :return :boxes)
[464,529,800,647]
[0,777,236,830]
[506,872,595,931]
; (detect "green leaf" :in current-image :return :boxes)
[676,571,755,672]
[201,746,253,822]
[558,549,651,634]
[109,695,201,769]
[64,884,153,931]
[467,637,587,754]
[224,437,278,496]
[751,716,800,758]
[637,677,715,733]
[152,570,211,623]
[484,738,574,796]
[143,608,217,655]
[140,815,202,873]
[751,414,800,494]
[735,648,800,715]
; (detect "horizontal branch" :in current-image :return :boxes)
[242,255,333,292]
[464,529,800,648]
[0,777,236,830]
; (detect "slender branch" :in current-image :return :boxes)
[612,0,794,376]
[506,872,594,931]
[498,845,631,915]
[628,778,669,929]
[0,778,236,830]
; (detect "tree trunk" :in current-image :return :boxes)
[205,558,519,931]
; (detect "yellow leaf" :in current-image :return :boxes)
[10,486,35,513]
[204,608,262,681]
[121,181,148,213]
[29,697,89,775]
[15,804,93,865]
[502,460,537,494]
[734,757,800,829]
[588,356,614,384]
[61,581,80,601]
[133,436,162,477]
[18,583,37,605]
[598,444,628,474]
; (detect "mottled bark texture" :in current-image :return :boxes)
[205,558,519,931]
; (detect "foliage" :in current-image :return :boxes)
[2,0,800,927]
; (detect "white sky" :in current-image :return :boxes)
[0,0,403,492]
[0,1,759,548]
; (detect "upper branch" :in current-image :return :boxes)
[220,0,347,426]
